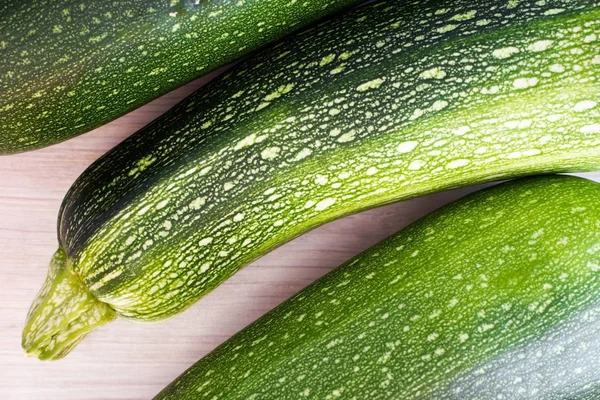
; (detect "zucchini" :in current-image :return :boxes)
[23,0,600,360]
[155,175,600,399]
[0,0,361,154]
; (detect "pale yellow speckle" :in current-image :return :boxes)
[261,146,281,160]
[338,132,356,143]
[436,24,457,33]
[409,108,425,121]
[451,10,477,21]
[527,40,553,52]
[397,141,419,153]
[231,90,245,99]
[574,100,597,112]
[459,333,469,342]
[447,159,470,169]
[320,54,336,66]
[224,182,235,191]
[199,166,212,176]
[592,56,600,65]
[255,102,270,111]
[513,77,539,89]
[420,67,446,80]
[233,213,245,222]
[156,199,169,210]
[588,261,600,271]
[235,133,258,150]
[581,124,600,134]
[304,200,316,208]
[356,78,385,92]
[315,175,328,185]
[315,198,336,211]
[200,263,211,273]
[137,204,152,215]
[547,114,562,122]
[504,120,532,129]
[431,100,449,111]
[492,47,520,59]
[330,66,345,75]
[172,23,181,32]
[199,238,213,246]
[184,167,197,176]
[584,34,598,43]
[366,167,378,176]
[453,126,470,136]
[208,10,224,17]
[427,333,439,341]
[294,148,312,161]
[523,149,541,156]
[408,160,426,170]
[264,83,295,101]
[549,64,565,73]
[481,86,500,95]
[330,128,341,137]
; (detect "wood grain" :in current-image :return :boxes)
[1,72,598,399]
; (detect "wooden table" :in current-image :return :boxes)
[1,72,598,399]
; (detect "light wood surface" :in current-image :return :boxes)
[1,72,599,400]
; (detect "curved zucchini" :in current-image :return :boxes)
[23,0,600,360]
[154,175,600,399]
[0,0,361,154]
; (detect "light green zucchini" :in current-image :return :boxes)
[23,0,600,360]
[155,175,600,399]
[0,0,361,154]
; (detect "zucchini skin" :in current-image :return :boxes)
[0,0,361,154]
[23,0,600,359]
[155,175,600,399]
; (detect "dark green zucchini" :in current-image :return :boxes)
[156,175,600,399]
[23,0,600,360]
[0,0,361,154]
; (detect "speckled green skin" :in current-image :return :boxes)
[0,0,361,154]
[155,175,600,399]
[23,0,600,359]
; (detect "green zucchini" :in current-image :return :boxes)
[23,0,600,360]
[154,175,600,399]
[0,0,361,154]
